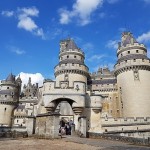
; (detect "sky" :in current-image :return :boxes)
[1,0,150,86]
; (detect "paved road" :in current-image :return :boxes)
[62,136,150,150]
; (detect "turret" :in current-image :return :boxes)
[54,38,89,87]
[114,31,150,117]
[0,73,21,126]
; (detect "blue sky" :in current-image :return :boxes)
[1,0,150,85]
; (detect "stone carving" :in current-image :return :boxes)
[64,74,68,81]
[61,82,68,89]
[133,70,139,80]
[75,84,79,91]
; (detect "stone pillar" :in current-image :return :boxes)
[89,108,102,133]
[26,116,36,136]
[78,116,86,137]
[35,112,60,139]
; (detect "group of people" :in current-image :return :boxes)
[59,119,74,135]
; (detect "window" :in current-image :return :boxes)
[72,63,74,66]
[134,59,136,62]
[136,50,139,53]
[67,55,69,58]
[142,59,144,62]
[121,53,123,57]
[7,87,9,89]
[65,63,67,66]
[5,95,7,98]
[4,108,6,111]
[74,55,76,58]
[128,51,130,54]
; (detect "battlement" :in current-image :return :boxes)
[43,80,86,95]
[118,43,146,51]
[115,58,150,74]
[101,117,150,126]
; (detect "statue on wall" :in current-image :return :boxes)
[133,70,139,80]
[64,74,68,81]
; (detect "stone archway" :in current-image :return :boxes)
[52,98,75,122]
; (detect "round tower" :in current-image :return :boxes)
[54,38,89,87]
[0,73,21,126]
[114,32,150,117]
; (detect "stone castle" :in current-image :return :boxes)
[0,31,150,139]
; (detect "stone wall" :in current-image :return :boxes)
[35,113,60,139]
[88,132,150,146]
[101,117,150,139]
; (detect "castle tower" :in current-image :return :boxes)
[0,73,22,126]
[114,32,150,117]
[54,38,89,87]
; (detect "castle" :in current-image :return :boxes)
[0,31,150,139]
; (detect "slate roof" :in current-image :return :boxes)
[88,79,117,85]
[6,73,15,82]
[0,90,11,95]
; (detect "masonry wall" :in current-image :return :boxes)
[117,70,150,117]
[0,104,15,126]
[35,114,60,139]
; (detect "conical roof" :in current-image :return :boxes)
[6,73,15,82]
[121,32,137,47]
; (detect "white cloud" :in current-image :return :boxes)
[1,10,14,17]
[17,7,45,39]
[8,46,26,55]
[17,16,37,31]
[59,9,71,24]
[59,0,103,26]
[137,31,150,43]
[106,40,118,49]
[2,7,45,39]
[17,72,44,89]
[88,54,106,61]
[19,7,39,17]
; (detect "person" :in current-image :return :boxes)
[60,118,65,127]
[59,119,66,136]
[65,122,70,135]
[68,120,74,135]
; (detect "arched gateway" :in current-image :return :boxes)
[40,38,90,131]
[35,38,102,138]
